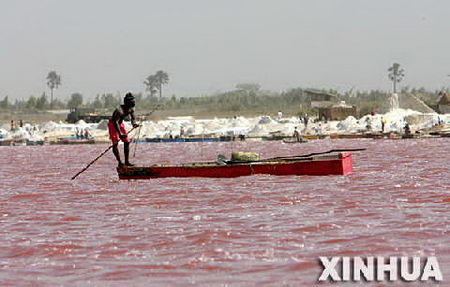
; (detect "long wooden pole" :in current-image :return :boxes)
[133,124,142,158]
[132,103,162,157]
[71,126,137,180]
[267,148,367,161]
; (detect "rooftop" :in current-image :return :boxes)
[438,93,450,105]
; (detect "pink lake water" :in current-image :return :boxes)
[0,138,449,286]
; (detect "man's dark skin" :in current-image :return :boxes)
[111,99,139,166]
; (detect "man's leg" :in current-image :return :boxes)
[124,142,134,166]
[112,143,122,166]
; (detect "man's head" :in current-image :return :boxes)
[124,92,135,108]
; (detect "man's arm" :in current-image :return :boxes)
[130,108,139,128]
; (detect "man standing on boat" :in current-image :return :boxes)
[293,126,301,142]
[108,92,139,167]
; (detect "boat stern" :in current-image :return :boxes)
[117,166,158,180]
[339,152,353,175]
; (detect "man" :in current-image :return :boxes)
[277,110,283,120]
[293,126,300,142]
[365,117,372,132]
[108,92,139,167]
[404,121,411,135]
[381,117,387,133]
[179,126,185,138]
[303,114,309,131]
[75,127,80,139]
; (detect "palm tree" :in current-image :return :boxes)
[46,71,61,108]
[388,63,404,94]
[154,70,169,99]
[144,74,158,97]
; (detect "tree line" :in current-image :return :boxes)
[0,69,170,110]
[0,85,444,117]
[0,63,446,115]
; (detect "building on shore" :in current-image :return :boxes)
[305,90,339,109]
[305,90,358,121]
[437,93,450,114]
[318,102,359,121]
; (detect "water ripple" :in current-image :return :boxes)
[0,139,449,285]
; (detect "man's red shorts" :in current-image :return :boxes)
[108,120,131,144]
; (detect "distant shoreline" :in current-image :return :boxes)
[0,107,305,124]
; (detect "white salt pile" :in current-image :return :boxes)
[1,109,448,141]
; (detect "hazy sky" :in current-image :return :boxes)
[1,0,450,101]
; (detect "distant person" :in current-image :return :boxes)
[365,117,372,132]
[84,128,90,139]
[370,108,376,116]
[293,126,301,142]
[19,120,23,128]
[179,126,185,138]
[303,114,309,130]
[404,121,411,135]
[381,117,387,133]
[318,122,323,135]
[10,120,14,131]
[277,110,283,120]
[108,92,139,167]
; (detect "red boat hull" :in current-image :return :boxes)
[117,152,352,179]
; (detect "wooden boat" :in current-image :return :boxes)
[117,152,353,179]
[55,137,95,145]
[330,133,365,139]
[26,139,45,146]
[401,134,421,139]
[0,138,27,146]
[302,135,329,140]
[0,139,14,146]
[145,137,222,143]
[263,136,288,141]
[185,137,220,142]
[365,132,401,139]
[160,138,184,143]
[282,137,308,144]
